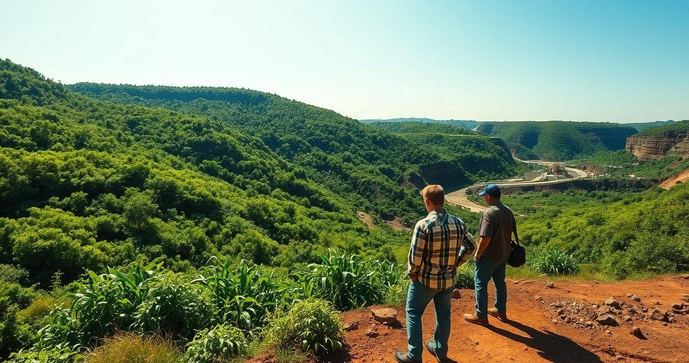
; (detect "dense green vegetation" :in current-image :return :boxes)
[636,119,689,136]
[503,185,689,278]
[69,83,523,224]
[371,122,527,183]
[360,117,480,130]
[477,121,637,160]
[575,150,689,180]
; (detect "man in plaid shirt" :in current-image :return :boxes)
[396,184,468,363]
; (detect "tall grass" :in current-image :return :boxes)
[84,333,181,363]
[295,252,401,310]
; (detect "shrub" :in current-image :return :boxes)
[84,333,181,363]
[266,299,344,356]
[184,324,248,362]
[134,273,214,342]
[296,252,400,310]
[37,264,156,349]
[383,279,410,306]
[193,258,288,331]
[8,347,82,363]
[454,260,475,289]
[530,248,580,275]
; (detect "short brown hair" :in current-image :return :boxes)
[420,184,444,206]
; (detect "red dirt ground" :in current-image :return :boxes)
[249,275,689,362]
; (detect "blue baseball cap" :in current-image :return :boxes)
[478,184,501,197]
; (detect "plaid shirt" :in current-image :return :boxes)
[408,209,468,290]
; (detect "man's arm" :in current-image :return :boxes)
[408,222,427,281]
[474,236,491,262]
[475,211,494,262]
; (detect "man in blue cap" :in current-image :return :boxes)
[464,184,517,325]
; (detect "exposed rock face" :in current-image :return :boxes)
[626,131,689,161]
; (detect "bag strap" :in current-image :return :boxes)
[512,215,521,246]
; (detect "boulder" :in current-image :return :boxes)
[650,309,669,322]
[371,308,398,325]
[596,313,619,326]
[630,294,642,302]
[631,326,646,339]
[672,303,689,315]
[343,321,359,331]
[605,297,621,309]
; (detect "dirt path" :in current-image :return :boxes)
[446,160,589,213]
[659,168,689,189]
[251,275,689,362]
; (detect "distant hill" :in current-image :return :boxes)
[625,120,689,161]
[623,120,677,132]
[370,122,527,181]
[360,117,480,130]
[476,121,638,161]
[70,84,523,222]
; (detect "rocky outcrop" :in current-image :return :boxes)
[626,131,689,161]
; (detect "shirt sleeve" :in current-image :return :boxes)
[479,210,495,238]
[408,221,427,276]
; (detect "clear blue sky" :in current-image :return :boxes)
[1,0,687,122]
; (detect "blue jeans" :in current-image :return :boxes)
[474,257,507,319]
[406,279,453,360]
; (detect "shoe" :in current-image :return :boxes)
[487,308,508,322]
[463,313,489,326]
[395,351,422,363]
[425,340,447,362]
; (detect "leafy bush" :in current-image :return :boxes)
[383,279,410,306]
[38,264,156,349]
[84,333,181,363]
[9,347,82,363]
[530,248,580,275]
[193,258,288,331]
[296,252,400,310]
[454,260,475,289]
[184,324,248,362]
[266,299,344,356]
[134,272,214,341]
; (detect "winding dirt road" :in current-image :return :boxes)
[446,160,589,214]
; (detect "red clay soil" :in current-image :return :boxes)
[249,275,689,363]
[659,169,689,189]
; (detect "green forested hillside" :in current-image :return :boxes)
[503,184,689,278]
[69,83,522,223]
[370,122,526,181]
[477,121,638,160]
[636,119,689,135]
[0,60,410,288]
[360,117,480,130]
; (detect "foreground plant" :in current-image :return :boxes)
[266,299,344,356]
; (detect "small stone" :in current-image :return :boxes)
[605,330,611,334]
[585,321,593,327]
[343,321,359,331]
[631,326,646,339]
[596,313,619,326]
[605,297,621,309]
[631,294,641,302]
[650,309,669,322]
[682,294,689,302]
[597,306,613,314]
[535,295,543,301]
[552,319,559,324]
[371,308,398,325]
[545,281,554,289]
[654,300,662,306]
[365,326,379,338]
[624,315,632,322]
[451,289,461,299]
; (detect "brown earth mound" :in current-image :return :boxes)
[659,169,689,189]
[250,275,689,362]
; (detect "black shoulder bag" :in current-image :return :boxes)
[508,221,526,268]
